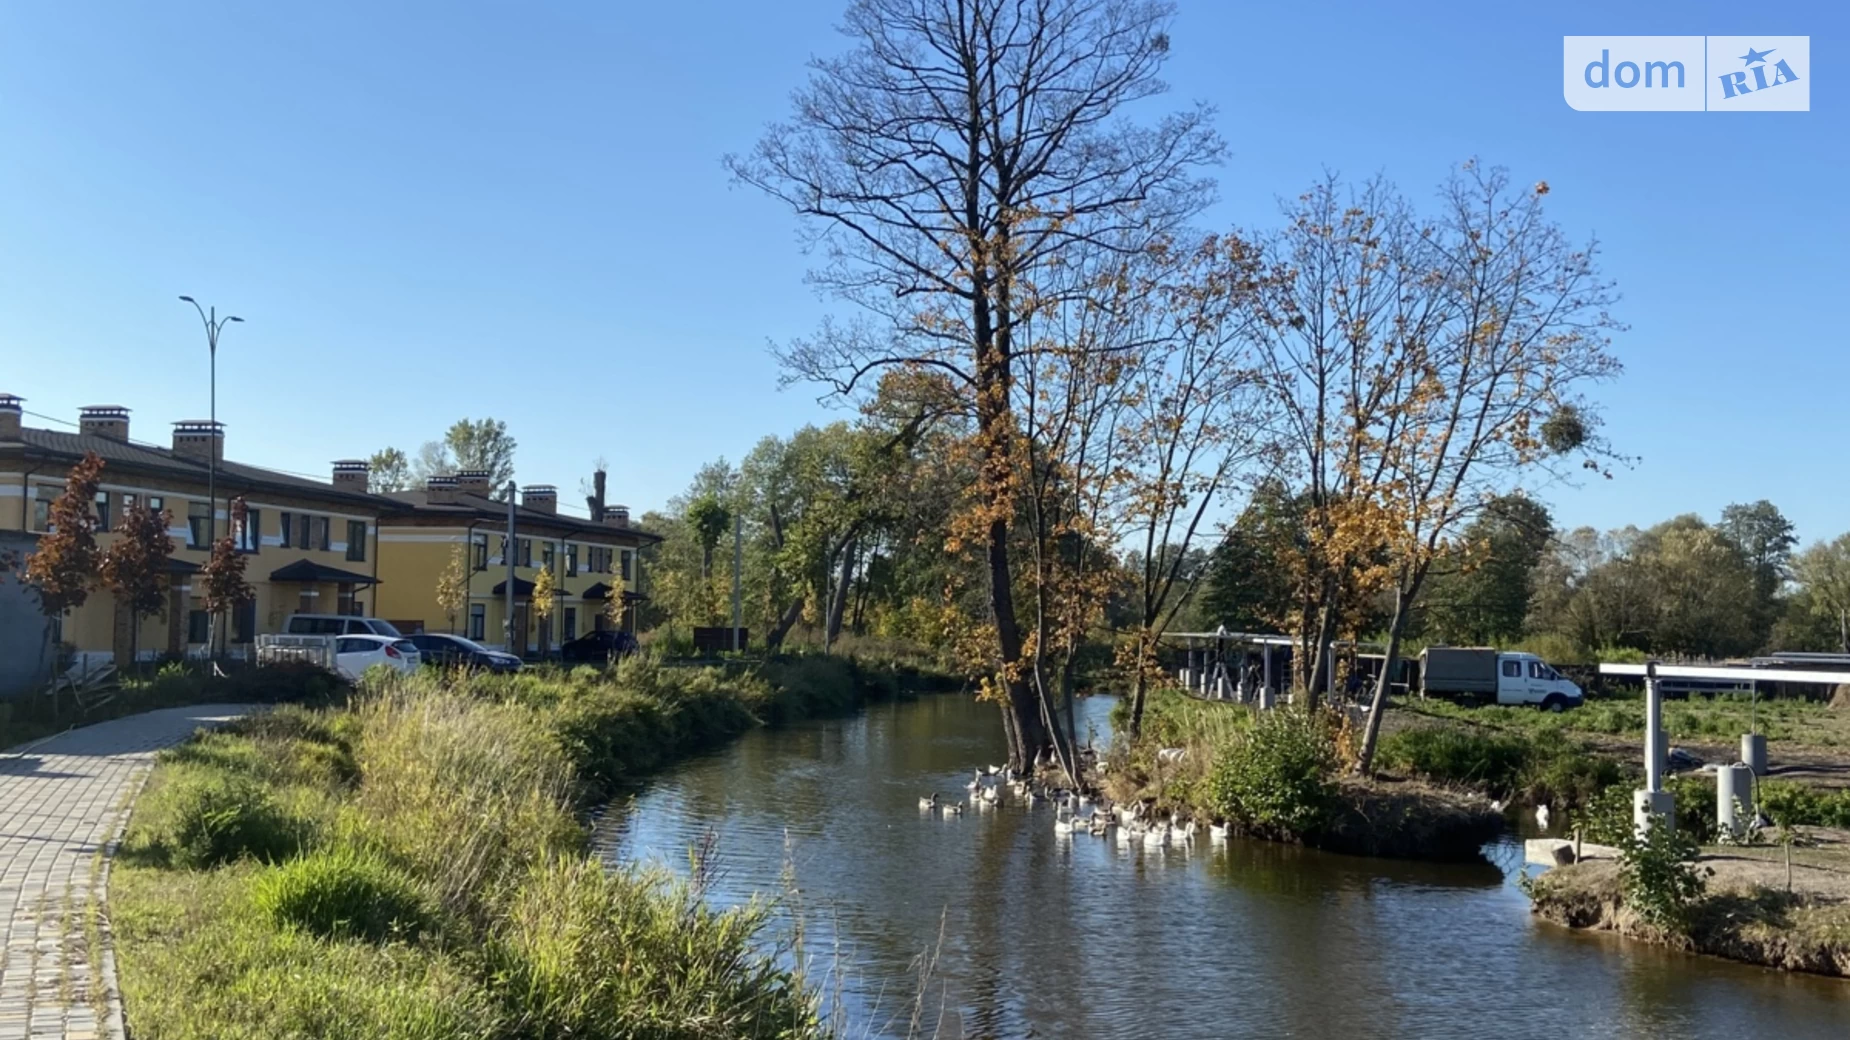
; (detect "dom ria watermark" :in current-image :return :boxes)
[1564,36,1809,111]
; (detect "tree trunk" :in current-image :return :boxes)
[1304,579,1340,710]
[824,533,856,651]
[764,598,806,651]
[1128,630,1153,739]
[1356,585,1415,775]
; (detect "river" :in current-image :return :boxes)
[593,693,1849,1039]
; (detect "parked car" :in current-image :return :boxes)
[1419,647,1583,710]
[559,628,639,664]
[332,635,421,680]
[286,613,405,638]
[409,633,522,673]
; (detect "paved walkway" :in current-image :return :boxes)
[0,706,252,1040]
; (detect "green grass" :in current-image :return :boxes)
[112,650,950,1040]
[1403,689,1850,749]
[1,660,347,750]
[1376,724,1629,808]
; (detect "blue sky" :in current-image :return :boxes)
[2,1,1844,544]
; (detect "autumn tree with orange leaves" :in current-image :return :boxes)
[199,497,257,660]
[100,501,176,664]
[1250,165,1621,772]
[732,0,1222,772]
[23,451,106,619]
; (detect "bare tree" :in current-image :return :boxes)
[1337,164,1623,773]
[730,0,1220,769]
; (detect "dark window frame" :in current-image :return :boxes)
[346,520,367,562]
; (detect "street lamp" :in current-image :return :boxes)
[178,297,242,549]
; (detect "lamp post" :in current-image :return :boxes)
[178,298,242,550]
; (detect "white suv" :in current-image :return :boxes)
[285,614,405,638]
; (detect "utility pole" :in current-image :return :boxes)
[178,297,242,551]
[504,481,518,656]
[731,512,743,651]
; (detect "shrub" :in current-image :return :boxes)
[1617,814,1709,932]
[254,847,427,943]
[1759,781,1850,829]
[1570,782,1636,846]
[1377,726,1530,792]
[493,858,820,1040]
[133,769,305,869]
[1207,708,1338,839]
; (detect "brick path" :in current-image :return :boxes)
[0,706,252,1040]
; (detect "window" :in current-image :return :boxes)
[236,508,261,553]
[468,604,486,640]
[234,601,256,643]
[189,502,210,547]
[563,607,577,641]
[296,513,311,549]
[336,636,368,654]
[1501,660,1522,678]
[519,539,532,567]
[620,550,632,582]
[188,609,209,644]
[346,520,367,561]
[565,545,578,577]
[472,534,488,571]
[337,583,357,616]
[122,492,137,514]
[542,544,555,572]
[310,515,330,552]
[147,495,164,517]
[280,512,294,547]
[32,494,51,532]
[1528,661,1554,680]
[94,490,111,532]
[497,536,508,564]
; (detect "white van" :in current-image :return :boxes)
[285,614,405,638]
[1420,648,1584,710]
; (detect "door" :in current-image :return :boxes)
[1496,657,1526,705]
[1526,660,1554,704]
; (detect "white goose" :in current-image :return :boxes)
[942,800,966,816]
[980,784,1001,804]
[1142,821,1170,849]
[1535,804,1552,830]
[1053,811,1078,836]
[919,793,939,811]
[1170,819,1198,846]
[1208,821,1230,842]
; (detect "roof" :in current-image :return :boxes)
[581,582,647,602]
[491,576,537,596]
[8,427,398,513]
[269,560,381,585]
[383,488,661,544]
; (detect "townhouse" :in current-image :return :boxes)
[0,396,396,667]
[373,472,658,653]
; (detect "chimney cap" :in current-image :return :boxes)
[458,468,490,478]
[332,459,368,470]
[521,484,558,493]
[427,475,459,487]
[0,394,21,408]
[80,405,131,418]
[172,419,225,433]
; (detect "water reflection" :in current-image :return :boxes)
[595,694,1849,1039]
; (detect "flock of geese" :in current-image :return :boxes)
[919,766,1231,849]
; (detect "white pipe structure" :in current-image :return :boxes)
[1601,660,1850,833]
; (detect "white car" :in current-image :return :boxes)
[333,635,421,680]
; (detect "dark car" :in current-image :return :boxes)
[559,628,639,664]
[409,633,523,672]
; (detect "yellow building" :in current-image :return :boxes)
[373,473,658,653]
[0,397,396,667]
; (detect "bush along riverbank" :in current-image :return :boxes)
[1103,692,1503,862]
[111,652,959,1040]
[1517,755,1850,978]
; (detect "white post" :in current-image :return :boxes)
[1634,660,1676,834]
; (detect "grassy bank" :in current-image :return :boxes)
[112,652,955,1040]
[1,660,345,749]
[1528,842,1850,977]
[1104,691,1503,861]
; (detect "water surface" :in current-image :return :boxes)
[595,694,1849,1039]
